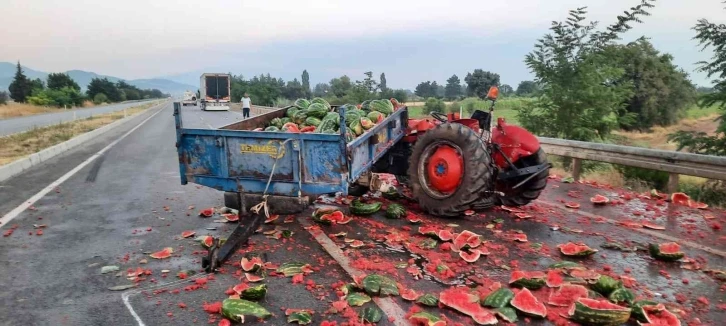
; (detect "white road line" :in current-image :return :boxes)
[0,104,167,227]
[122,273,209,326]
[299,217,409,326]
[536,199,726,257]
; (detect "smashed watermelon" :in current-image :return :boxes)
[640,304,681,326]
[590,194,609,204]
[511,288,547,318]
[150,247,173,259]
[568,298,631,326]
[509,270,546,290]
[547,284,589,307]
[459,250,482,263]
[452,230,482,252]
[439,287,497,325]
[546,269,564,287]
[437,229,454,241]
[670,192,690,206]
[181,230,196,238]
[649,242,685,261]
[557,242,598,257]
[199,207,214,217]
[241,257,263,272]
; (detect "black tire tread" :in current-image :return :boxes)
[496,148,549,206]
[408,123,492,217]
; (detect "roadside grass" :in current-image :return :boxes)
[0,101,100,119]
[407,97,529,124]
[0,104,151,166]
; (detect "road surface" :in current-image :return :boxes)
[0,99,159,137]
[0,102,723,325]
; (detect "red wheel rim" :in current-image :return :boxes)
[425,145,463,194]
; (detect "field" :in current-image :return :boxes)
[406,96,531,123]
[0,103,152,166]
[0,101,95,119]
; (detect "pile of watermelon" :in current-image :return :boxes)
[255,97,398,142]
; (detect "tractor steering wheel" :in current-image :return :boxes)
[430,112,447,123]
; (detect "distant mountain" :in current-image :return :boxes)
[0,62,195,95]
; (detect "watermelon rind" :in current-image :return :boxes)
[631,300,659,322]
[221,298,272,322]
[482,288,514,308]
[495,307,518,323]
[416,293,439,306]
[439,288,498,325]
[608,287,635,305]
[569,298,631,326]
[409,311,444,326]
[385,203,406,219]
[639,303,681,326]
[591,275,623,296]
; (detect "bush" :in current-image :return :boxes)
[27,92,53,106]
[422,97,445,114]
[617,166,670,190]
[679,180,726,208]
[0,91,8,105]
[93,93,109,104]
[448,101,460,114]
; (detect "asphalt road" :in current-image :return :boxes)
[0,102,723,326]
[0,99,159,137]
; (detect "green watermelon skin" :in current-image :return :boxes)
[370,99,394,115]
[304,117,322,127]
[305,103,328,119]
[294,98,310,110]
[310,97,331,110]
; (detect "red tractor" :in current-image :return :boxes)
[372,86,551,217]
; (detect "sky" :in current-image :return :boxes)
[1,0,724,89]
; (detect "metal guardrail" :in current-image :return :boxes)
[538,137,726,192]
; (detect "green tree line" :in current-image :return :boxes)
[5,62,168,107]
[229,70,409,107]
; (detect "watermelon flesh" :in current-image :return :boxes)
[640,304,681,326]
[548,284,589,307]
[150,247,173,259]
[670,192,690,205]
[511,288,547,318]
[199,208,214,217]
[546,269,564,287]
[459,250,481,263]
[439,287,497,325]
[437,229,454,241]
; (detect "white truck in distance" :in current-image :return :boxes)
[200,73,231,111]
[181,91,197,106]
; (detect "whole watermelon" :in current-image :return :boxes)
[310,98,331,111]
[345,111,362,126]
[361,100,372,111]
[305,117,322,127]
[286,107,299,118]
[305,103,328,119]
[317,120,337,133]
[280,117,292,125]
[264,126,280,132]
[322,112,340,126]
[370,99,394,115]
[367,111,384,123]
[294,98,310,110]
[350,119,364,136]
[292,111,307,125]
[269,118,282,129]
[360,117,375,130]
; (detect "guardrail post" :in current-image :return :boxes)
[667,173,680,194]
[571,158,582,182]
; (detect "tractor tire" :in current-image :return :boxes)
[408,123,492,217]
[495,148,549,207]
[224,192,240,210]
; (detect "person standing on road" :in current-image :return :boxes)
[242,93,251,119]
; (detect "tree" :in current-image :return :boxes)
[669,4,726,155]
[519,1,655,141]
[379,73,387,91]
[330,76,352,97]
[8,62,32,102]
[515,80,539,96]
[93,93,108,104]
[47,73,80,91]
[312,83,331,97]
[499,84,514,97]
[357,71,378,92]
[87,78,122,102]
[283,78,305,99]
[415,81,437,98]
[444,75,462,100]
[301,70,311,98]
[29,78,44,92]
[465,69,500,98]
[604,38,697,130]
[392,89,409,103]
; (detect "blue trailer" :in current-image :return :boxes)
[173,102,408,270]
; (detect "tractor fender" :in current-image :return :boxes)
[491,119,540,168]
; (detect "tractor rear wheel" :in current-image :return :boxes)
[495,148,549,206]
[408,123,492,217]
